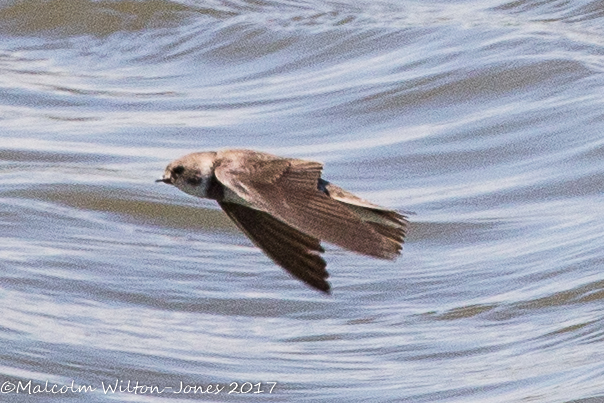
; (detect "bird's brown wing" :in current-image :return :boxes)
[214,150,399,259]
[219,201,330,293]
[322,181,408,248]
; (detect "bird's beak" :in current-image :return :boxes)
[156,177,172,184]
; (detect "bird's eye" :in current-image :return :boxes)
[172,165,185,176]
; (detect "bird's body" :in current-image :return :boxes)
[158,149,407,293]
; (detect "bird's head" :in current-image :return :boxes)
[157,152,217,199]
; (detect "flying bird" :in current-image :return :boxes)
[157,149,407,293]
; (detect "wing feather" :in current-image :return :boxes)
[219,201,330,293]
[214,150,400,259]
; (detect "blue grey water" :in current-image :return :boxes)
[1,0,604,401]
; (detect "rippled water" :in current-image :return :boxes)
[2,0,604,401]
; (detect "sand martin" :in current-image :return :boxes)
[157,149,407,293]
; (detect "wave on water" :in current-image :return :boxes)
[3,0,604,39]
[3,0,604,402]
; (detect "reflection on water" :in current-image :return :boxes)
[2,0,604,401]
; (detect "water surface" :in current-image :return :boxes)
[2,0,604,401]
